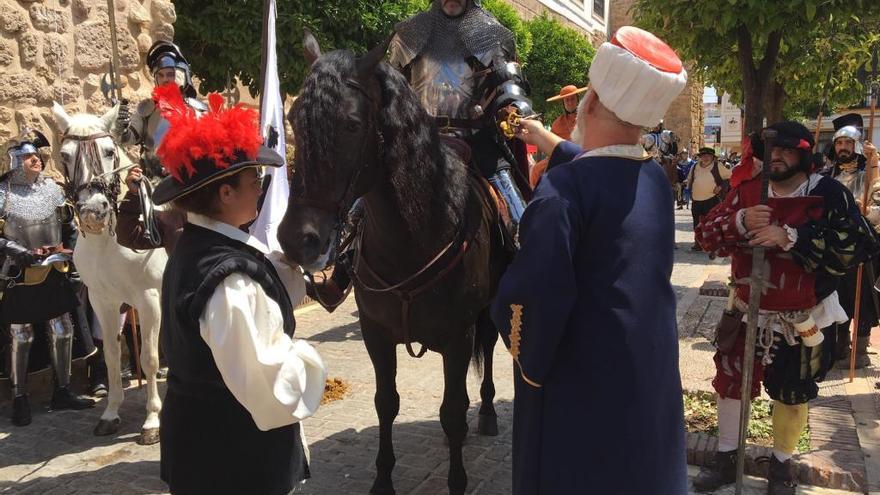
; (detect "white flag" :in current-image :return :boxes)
[251,0,289,252]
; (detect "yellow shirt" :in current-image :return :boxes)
[691,161,731,201]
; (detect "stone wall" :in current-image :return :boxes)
[0,0,175,172]
[608,0,704,150]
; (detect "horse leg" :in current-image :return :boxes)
[362,323,399,495]
[441,328,472,495]
[476,310,499,436]
[93,299,123,436]
[134,297,161,445]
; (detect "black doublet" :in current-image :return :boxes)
[159,223,307,495]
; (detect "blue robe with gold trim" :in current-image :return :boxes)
[491,141,688,494]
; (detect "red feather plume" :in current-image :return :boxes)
[153,84,262,183]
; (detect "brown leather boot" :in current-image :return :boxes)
[692,450,737,492]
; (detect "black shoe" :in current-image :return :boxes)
[767,455,797,495]
[691,243,703,252]
[11,395,31,426]
[50,387,96,410]
[692,450,737,492]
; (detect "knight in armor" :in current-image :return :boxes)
[1,131,95,426]
[113,41,204,381]
[642,120,679,161]
[827,113,880,369]
[390,0,534,226]
[114,41,207,180]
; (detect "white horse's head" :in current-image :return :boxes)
[52,102,127,235]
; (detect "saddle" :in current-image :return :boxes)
[439,136,518,254]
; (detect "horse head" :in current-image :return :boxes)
[52,103,125,235]
[278,30,391,272]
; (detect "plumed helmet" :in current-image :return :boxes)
[146,41,196,98]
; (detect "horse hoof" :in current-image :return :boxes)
[477,414,498,436]
[139,427,160,445]
[369,480,395,495]
[93,418,121,436]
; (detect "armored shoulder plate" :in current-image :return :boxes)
[186,97,208,113]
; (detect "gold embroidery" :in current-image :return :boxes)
[508,304,542,388]
[509,304,523,360]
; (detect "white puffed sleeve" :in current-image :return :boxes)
[199,273,327,431]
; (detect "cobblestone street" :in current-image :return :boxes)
[0,208,851,494]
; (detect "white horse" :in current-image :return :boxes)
[52,102,167,445]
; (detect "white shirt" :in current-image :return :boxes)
[189,214,327,432]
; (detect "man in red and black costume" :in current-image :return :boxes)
[694,121,879,494]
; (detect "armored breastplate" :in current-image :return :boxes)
[138,98,207,178]
[0,173,66,250]
[408,55,477,121]
[834,168,864,200]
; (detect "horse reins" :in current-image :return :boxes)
[293,75,473,358]
[61,131,123,234]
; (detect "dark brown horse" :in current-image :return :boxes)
[277,32,508,494]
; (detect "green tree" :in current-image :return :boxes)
[174,0,535,98]
[174,0,425,97]
[524,13,595,122]
[634,0,880,134]
[482,0,532,65]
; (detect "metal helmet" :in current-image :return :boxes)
[146,41,196,97]
[832,126,863,156]
[6,129,49,171]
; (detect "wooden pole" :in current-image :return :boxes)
[735,128,777,494]
[850,77,879,382]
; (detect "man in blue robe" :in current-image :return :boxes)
[491,26,690,494]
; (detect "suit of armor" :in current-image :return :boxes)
[0,157,94,425]
[390,0,534,224]
[116,41,207,180]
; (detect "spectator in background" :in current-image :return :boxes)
[529,84,587,188]
[687,147,731,251]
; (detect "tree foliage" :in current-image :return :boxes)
[634,0,880,133]
[174,0,425,97]
[523,13,595,122]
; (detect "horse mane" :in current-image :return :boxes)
[291,50,467,246]
[375,63,467,244]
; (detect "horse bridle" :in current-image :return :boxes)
[292,77,385,271]
[61,131,124,232]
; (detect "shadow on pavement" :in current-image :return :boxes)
[301,400,514,495]
[0,460,163,493]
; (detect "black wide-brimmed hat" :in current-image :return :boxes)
[697,147,715,156]
[151,84,283,205]
[750,121,815,159]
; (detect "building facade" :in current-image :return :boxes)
[506,0,608,46]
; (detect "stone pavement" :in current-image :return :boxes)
[0,208,852,494]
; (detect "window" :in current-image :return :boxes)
[593,0,605,20]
